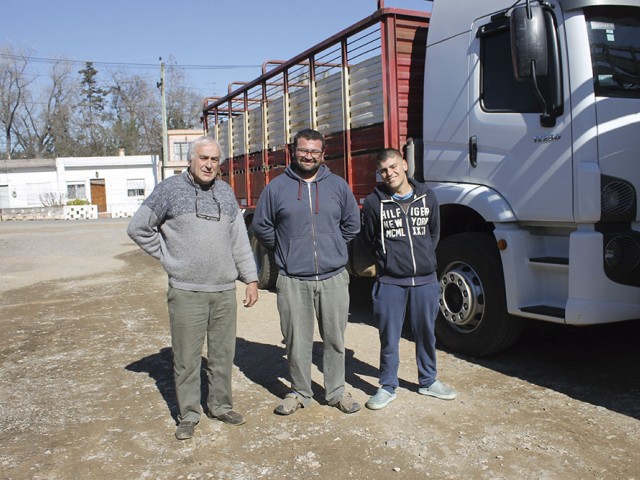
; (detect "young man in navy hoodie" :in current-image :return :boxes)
[361,148,457,410]
[252,128,361,416]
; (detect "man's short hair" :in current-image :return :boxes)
[188,136,224,163]
[293,129,326,152]
[376,148,403,165]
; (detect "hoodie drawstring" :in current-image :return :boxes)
[297,178,320,214]
[379,201,386,254]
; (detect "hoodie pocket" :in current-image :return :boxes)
[315,233,348,273]
[286,233,346,276]
[284,235,317,276]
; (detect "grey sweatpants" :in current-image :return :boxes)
[276,270,350,406]
[167,286,237,424]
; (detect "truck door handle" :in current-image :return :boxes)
[469,136,478,168]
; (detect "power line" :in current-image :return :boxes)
[0,53,261,71]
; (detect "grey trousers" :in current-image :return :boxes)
[167,286,237,423]
[276,270,350,406]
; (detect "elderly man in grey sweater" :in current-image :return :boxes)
[128,136,258,440]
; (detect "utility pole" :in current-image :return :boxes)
[158,57,168,180]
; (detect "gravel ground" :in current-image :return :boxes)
[0,219,639,480]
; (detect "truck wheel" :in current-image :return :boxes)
[435,232,524,357]
[250,235,278,290]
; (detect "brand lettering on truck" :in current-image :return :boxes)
[534,134,562,143]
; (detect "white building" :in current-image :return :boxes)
[0,154,159,219]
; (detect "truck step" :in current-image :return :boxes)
[520,305,565,318]
[529,256,569,265]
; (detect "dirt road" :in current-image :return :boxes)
[0,219,639,479]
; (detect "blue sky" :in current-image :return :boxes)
[4,0,430,98]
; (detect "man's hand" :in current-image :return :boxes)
[243,281,258,307]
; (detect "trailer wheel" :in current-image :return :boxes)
[435,232,524,357]
[250,235,278,290]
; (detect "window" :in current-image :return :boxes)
[67,182,87,201]
[173,142,189,161]
[127,179,145,197]
[480,25,542,112]
[586,6,640,98]
[479,11,563,115]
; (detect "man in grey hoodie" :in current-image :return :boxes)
[128,136,258,440]
[252,128,361,415]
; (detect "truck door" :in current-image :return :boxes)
[468,13,573,222]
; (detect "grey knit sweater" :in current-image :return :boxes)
[127,171,258,292]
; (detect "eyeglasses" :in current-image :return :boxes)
[195,188,221,221]
[296,148,324,160]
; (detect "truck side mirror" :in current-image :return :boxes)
[510,4,562,127]
[510,5,548,80]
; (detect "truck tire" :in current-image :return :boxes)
[435,232,524,357]
[250,235,278,290]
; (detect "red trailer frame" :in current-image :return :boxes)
[202,6,429,210]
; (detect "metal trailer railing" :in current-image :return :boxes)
[202,6,429,209]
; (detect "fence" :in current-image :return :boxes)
[0,205,99,221]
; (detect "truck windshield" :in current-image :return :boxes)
[586,6,640,98]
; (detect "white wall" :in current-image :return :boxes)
[0,161,58,207]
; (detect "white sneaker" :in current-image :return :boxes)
[365,388,397,410]
[418,380,457,400]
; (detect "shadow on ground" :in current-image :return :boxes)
[348,277,640,420]
[125,334,386,419]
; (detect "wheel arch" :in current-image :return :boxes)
[243,209,278,290]
[242,209,254,230]
[430,182,516,241]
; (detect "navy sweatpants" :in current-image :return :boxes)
[371,281,439,391]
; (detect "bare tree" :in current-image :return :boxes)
[14,60,76,158]
[39,192,67,207]
[0,47,32,159]
[0,46,205,159]
[165,58,203,130]
[109,69,162,154]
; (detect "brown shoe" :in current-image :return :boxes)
[214,410,246,426]
[175,421,197,440]
[331,392,361,414]
[274,394,304,415]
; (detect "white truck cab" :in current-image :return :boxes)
[425,0,640,355]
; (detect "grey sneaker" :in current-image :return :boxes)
[175,421,197,440]
[418,380,457,400]
[365,388,397,410]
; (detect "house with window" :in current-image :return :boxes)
[164,129,203,179]
[0,154,158,219]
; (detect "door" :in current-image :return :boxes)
[90,179,107,213]
[467,13,573,222]
[0,185,10,208]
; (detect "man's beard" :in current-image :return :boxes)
[292,160,320,176]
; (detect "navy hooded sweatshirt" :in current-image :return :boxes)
[252,163,360,281]
[361,179,440,286]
